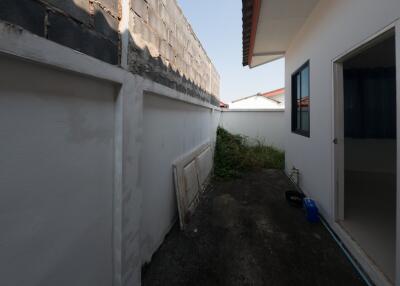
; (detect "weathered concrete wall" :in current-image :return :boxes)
[220,110,285,150]
[0,0,219,104]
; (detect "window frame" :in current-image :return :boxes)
[291,60,311,137]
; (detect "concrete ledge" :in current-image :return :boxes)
[0,20,217,113]
[0,20,127,84]
[143,79,221,111]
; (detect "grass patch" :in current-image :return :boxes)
[214,127,284,178]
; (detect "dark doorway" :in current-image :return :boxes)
[342,30,396,283]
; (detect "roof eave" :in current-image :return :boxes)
[247,0,261,67]
[242,0,319,68]
[242,0,261,67]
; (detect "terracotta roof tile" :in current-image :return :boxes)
[261,88,285,98]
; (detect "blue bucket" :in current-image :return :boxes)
[303,198,319,223]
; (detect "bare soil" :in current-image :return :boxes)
[142,170,365,286]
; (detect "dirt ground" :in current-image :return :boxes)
[142,170,366,286]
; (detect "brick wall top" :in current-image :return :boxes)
[129,0,220,99]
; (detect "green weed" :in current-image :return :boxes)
[214,127,284,178]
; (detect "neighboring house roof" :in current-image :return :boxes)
[219,101,229,108]
[232,88,285,104]
[261,88,285,100]
[229,88,285,109]
[231,94,259,104]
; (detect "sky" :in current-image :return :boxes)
[177,0,285,103]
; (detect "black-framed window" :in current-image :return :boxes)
[291,61,310,136]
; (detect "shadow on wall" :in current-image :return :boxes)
[126,32,219,106]
[0,0,120,64]
[0,0,219,105]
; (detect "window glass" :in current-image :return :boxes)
[292,62,310,136]
[296,75,302,131]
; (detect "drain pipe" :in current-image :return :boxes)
[319,217,374,286]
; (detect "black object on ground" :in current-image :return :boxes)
[285,190,306,208]
[142,170,366,286]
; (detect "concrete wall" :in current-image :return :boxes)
[0,20,221,286]
[220,110,285,150]
[283,0,400,284]
[128,0,220,103]
[140,94,221,263]
[0,0,219,105]
[0,2,221,281]
[0,0,120,64]
[0,54,117,286]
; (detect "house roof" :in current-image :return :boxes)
[242,0,260,66]
[242,0,319,68]
[261,88,285,99]
[231,88,285,103]
[219,101,229,108]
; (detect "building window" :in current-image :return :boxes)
[291,61,310,136]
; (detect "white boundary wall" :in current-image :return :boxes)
[140,94,220,264]
[0,54,117,286]
[220,110,285,150]
[0,22,221,286]
[283,1,400,285]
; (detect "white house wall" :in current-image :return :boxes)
[285,0,400,217]
[284,0,400,284]
[140,94,221,264]
[221,110,285,150]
